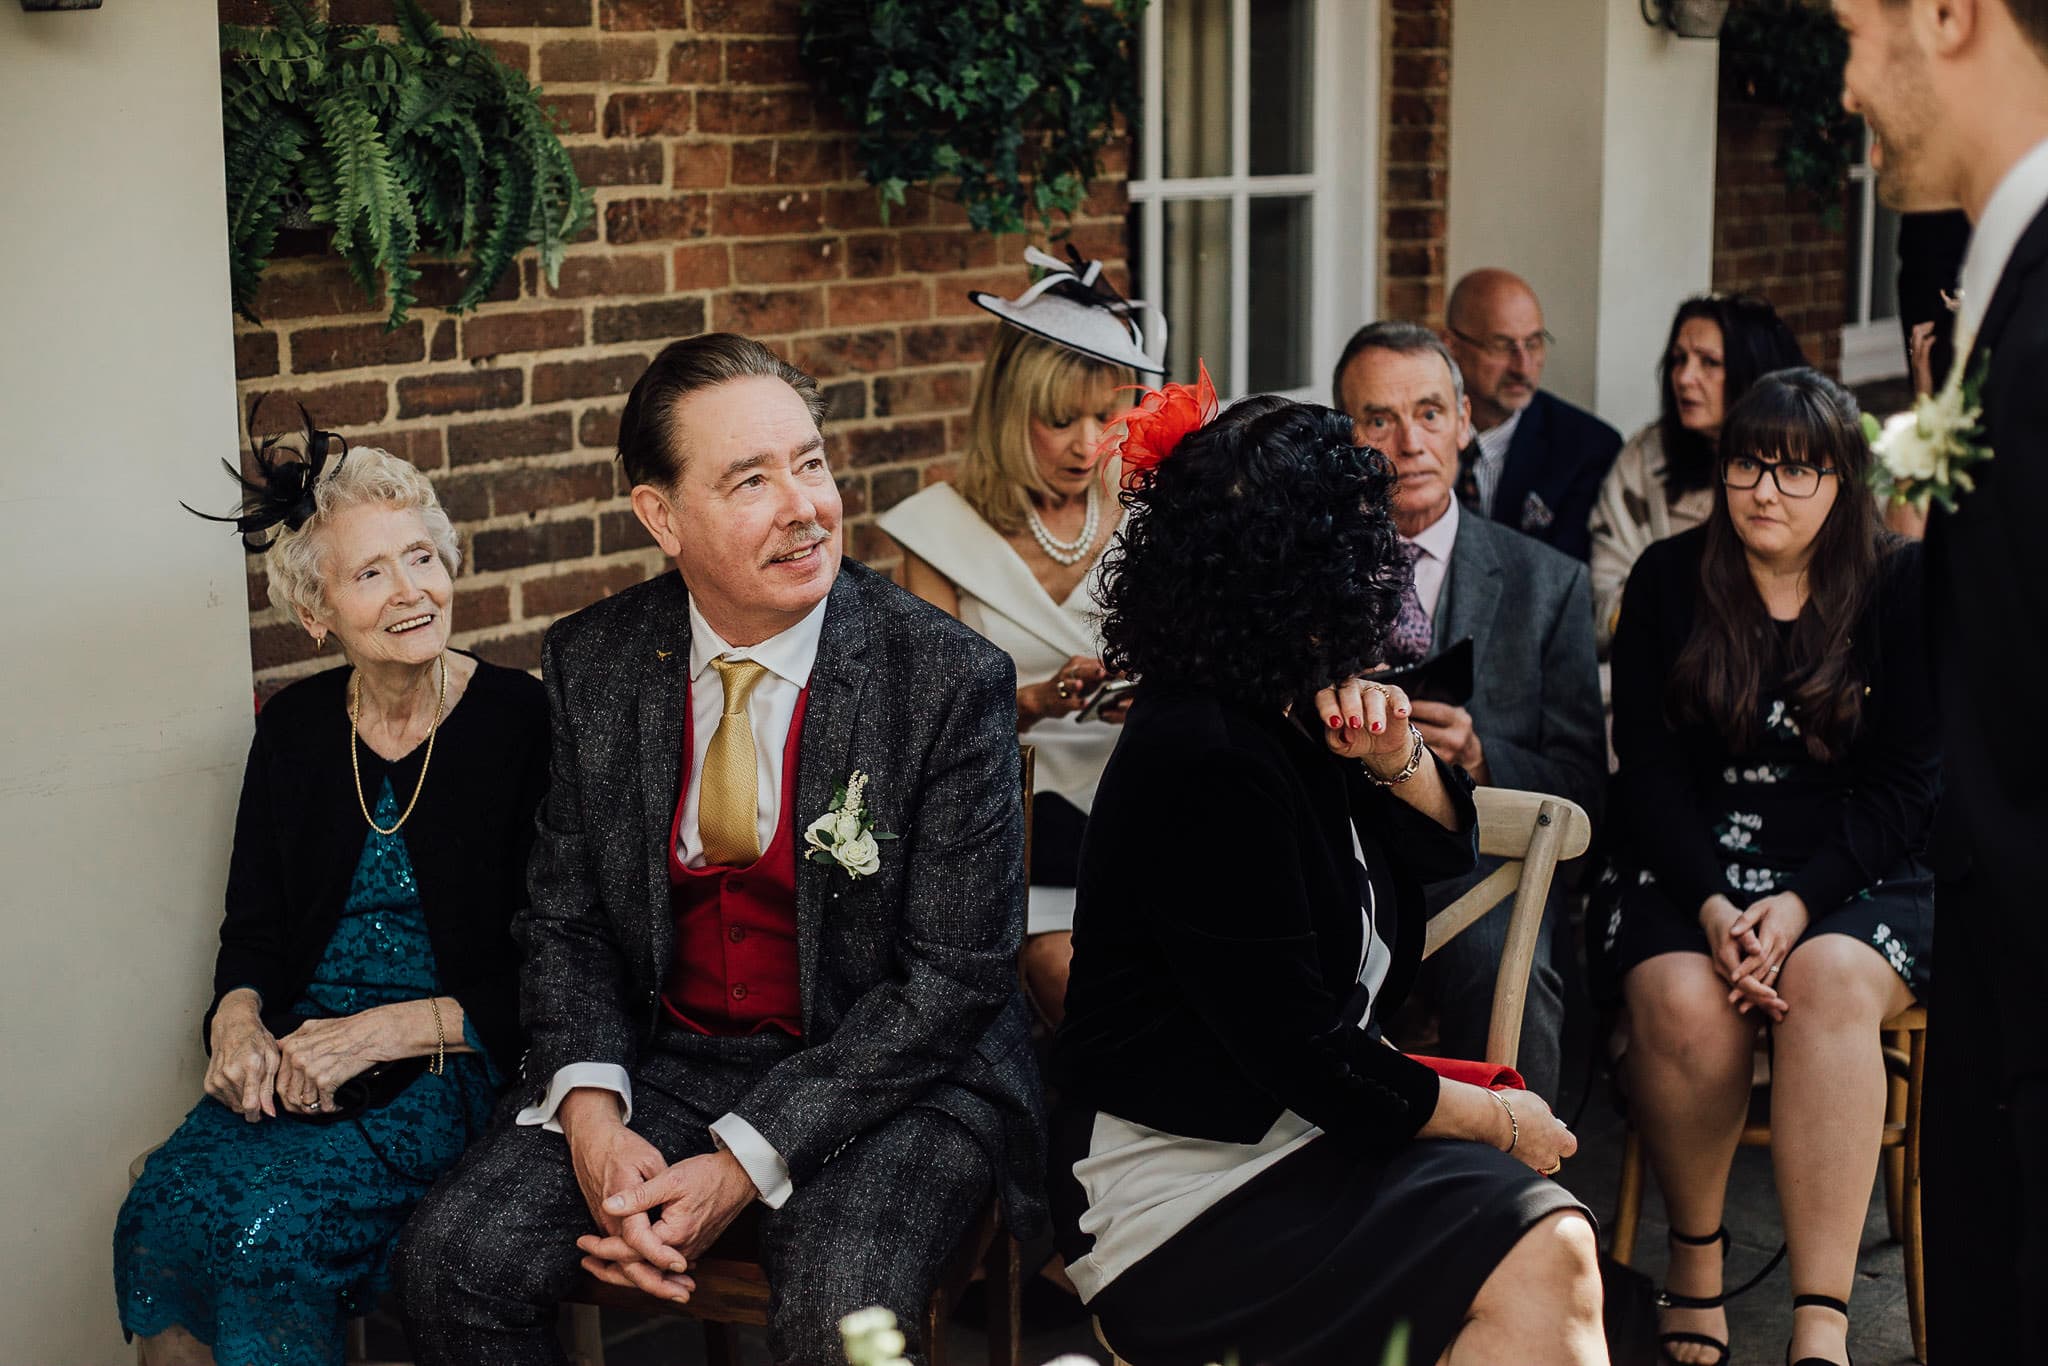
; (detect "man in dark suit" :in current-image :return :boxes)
[1335,323,1606,1101]
[1838,2,2048,1358]
[1441,269,1623,562]
[398,335,1041,1366]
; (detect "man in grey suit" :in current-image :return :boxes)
[1334,322,1605,1101]
[399,335,1042,1366]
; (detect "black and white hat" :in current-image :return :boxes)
[969,245,1167,374]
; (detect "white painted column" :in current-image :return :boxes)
[1447,0,1719,434]
[0,3,252,1358]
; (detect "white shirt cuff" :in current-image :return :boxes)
[515,1063,633,1132]
[710,1112,793,1208]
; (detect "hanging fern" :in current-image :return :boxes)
[1720,0,1861,227]
[222,0,592,327]
[799,0,1140,236]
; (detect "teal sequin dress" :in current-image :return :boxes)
[114,781,499,1363]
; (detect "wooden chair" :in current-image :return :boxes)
[565,747,1038,1366]
[1608,1006,1928,1364]
[1092,785,1593,1366]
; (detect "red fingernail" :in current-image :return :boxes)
[1371,721,1384,733]
[1327,715,1342,729]
[1349,717,1363,730]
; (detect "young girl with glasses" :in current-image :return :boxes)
[1604,368,1935,1366]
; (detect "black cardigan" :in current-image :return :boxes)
[1609,529,1938,915]
[1051,690,1479,1156]
[205,656,548,1079]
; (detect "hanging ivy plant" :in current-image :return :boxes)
[798,0,1141,236]
[221,0,592,328]
[1720,0,1861,223]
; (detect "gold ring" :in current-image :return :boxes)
[1543,1162,1562,1176]
[1055,681,1072,700]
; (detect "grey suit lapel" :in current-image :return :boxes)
[637,573,691,984]
[1435,516,1502,653]
[794,569,871,1032]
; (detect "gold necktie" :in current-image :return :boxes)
[699,658,770,867]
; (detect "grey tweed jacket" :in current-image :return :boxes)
[515,559,1046,1234]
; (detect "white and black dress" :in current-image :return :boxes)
[1050,692,1586,1366]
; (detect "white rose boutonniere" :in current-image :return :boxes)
[1864,349,1993,513]
[804,771,897,880]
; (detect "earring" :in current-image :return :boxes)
[314,632,326,651]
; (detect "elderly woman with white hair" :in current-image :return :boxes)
[114,415,546,1366]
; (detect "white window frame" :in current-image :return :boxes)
[1126,0,1379,401]
[1840,127,1907,385]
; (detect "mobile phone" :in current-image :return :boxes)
[1075,677,1138,723]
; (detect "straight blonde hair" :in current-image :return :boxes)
[954,325,1133,536]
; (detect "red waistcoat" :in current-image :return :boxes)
[660,683,809,1036]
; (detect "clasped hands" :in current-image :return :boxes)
[1700,890,1810,1023]
[203,988,415,1121]
[561,1090,757,1305]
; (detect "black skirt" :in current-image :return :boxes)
[1054,1110,1587,1366]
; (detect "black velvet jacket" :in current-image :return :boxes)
[1052,689,1479,1156]
[204,656,547,1079]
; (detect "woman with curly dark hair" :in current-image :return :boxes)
[1049,378,1605,1366]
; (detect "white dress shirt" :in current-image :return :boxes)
[516,594,832,1210]
[1470,406,1523,516]
[1957,134,2048,353]
[1401,495,1460,627]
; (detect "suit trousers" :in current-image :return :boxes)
[1419,861,1565,1102]
[396,1022,993,1366]
[1921,880,2048,1364]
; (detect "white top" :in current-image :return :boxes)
[877,483,1123,934]
[1065,820,1395,1302]
[1471,406,1524,516]
[1957,134,2048,353]
[1402,495,1460,625]
[513,594,834,1211]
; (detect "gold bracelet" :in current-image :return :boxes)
[1362,726,1428,787]
[428,996,446,1076]
[1489,1088,1518,1154]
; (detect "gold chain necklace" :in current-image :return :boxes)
[350,654,446,836]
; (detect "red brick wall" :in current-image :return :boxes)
[221,0,1128,698]
[1711,97,1849,374]
[1381,0,1450,321]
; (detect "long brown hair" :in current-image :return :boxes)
[1669,368,1889,762]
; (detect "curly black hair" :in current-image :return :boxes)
[1098,396,1405,709]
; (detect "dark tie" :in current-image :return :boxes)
[1383,541,1434,667]
[1455,440,1483,512]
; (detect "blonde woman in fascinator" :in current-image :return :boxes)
[116,412,546,1365]
[877,246,1164,1029]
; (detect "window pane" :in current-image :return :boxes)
[1248,0,1313,176]
[1165,197,1233,393]
[1163,0,1232,180]
[1247,195,1312,392]
[1870,202,1903,322]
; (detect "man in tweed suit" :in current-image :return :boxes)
[398,334,1042,1366]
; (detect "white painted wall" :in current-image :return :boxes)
[1447,0,1719,433]
[0,3,253,1359]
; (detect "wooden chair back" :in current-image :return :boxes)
[1420,787,1591,1070]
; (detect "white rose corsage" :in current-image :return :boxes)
[1863,350,1992,513]
[803,771,897,879]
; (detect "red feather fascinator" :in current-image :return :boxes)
[1096,360,1219,487]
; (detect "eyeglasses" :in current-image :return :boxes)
[1447,326,1555,361]
[1720,454,1837,499]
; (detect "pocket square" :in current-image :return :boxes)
[1520,490,1555,532]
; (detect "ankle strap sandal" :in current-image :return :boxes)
[1786,1293,1852,1366]
[1656,1227,1790,1366]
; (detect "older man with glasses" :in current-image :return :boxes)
[1441,269,1622,561]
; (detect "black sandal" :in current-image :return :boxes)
[1656,1226,1791,1366]
[1656,1226,1733,1366]
[1786,1292,1853,1366]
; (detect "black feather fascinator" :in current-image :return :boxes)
[183,399,349,551]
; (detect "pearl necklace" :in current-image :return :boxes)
[1025,484,1101,566]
